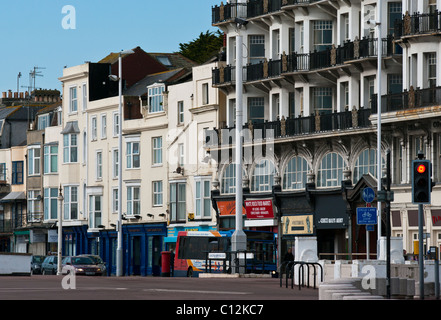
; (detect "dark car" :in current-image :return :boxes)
[41,256,60,275]
[79,254,107,276]
[30,255,46,275]
[61,256,105,276]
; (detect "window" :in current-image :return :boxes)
[91,116,97,141]
[112,188,119,213]
[178,143,184,167]
[113,112,119,137]
[126,141,140,169]
[354,148,378,182]
[317,152,346,187]
[12,161,23,185]
[283,156,310,190]
[96,151,102,180]
[341,82,349,110]
[388,74,403,94]
[195,178,211,218]
[44,145,58,174]
[148,85,165,113]
[202,83,209,105]
[170,182,186,221]
[312,87,333,114]
[82,84,87,111]
[251,159,276,192]
[426,52,437,88]
[221,163,246,194]
[69,86,78,113]
[101,115,107,139]
[63,134,78,163]
[112,149,119,178]
[178,101,184,124]
[313,20,333,51]
[153,181,163,206]
[28,147,41,176]
[152,137,162,165]
[44,188,58,220]
[127,186,141,216]
[248,97,265,124]
[37,114,50,130]
[27,190,42,222]
[388,2,402,35]
[89,195,102,229]
[249,35,265,64]
[64,186,78,220]
[0,163,6,181]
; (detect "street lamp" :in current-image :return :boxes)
[109,48,135,277]
[57,185,63,276]
[232,18,248,274]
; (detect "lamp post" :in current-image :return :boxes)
[57,185,63,276]
[232,18,248,274]
[111,49,135,277]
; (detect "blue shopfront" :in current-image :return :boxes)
[99,223,167,276]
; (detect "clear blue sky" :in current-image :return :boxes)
[0,0,220,94]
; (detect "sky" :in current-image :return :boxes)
[0,0,220,94]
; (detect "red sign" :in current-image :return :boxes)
[245,199,275,219]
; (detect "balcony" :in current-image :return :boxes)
[213,36,397,86]
[212,0,282,25]
[395,11,441,38]
[206,108,372,148]
[371,86,441,115]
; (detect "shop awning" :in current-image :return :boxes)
[0,192,26,202]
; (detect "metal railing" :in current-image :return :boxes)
[395,11,441,38]
[205,108,372,148]
[212,36,397,85]
[371,86,441,114]
[279,261,323,290]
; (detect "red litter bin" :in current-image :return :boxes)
[161,251,171,277]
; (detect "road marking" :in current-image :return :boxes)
[143,288,250,295]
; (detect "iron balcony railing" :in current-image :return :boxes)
[371,86,441,114]
[395,10,441,38]
[213,36,397,85]
[205,108,372,147]
[212,0,282,24]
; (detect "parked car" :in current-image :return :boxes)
[61,256,105,276]
[79,254,107,276]
[41,256,60,275]
[30,255,46,275]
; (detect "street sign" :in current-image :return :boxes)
[356,207,378,225]
[362,187,375,203]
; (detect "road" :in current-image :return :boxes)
[0,275,318,301]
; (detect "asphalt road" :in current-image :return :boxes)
[0,275,318,301]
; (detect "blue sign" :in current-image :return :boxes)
[356,207,378,225]
[362,187,375,203]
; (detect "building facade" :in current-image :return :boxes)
[210,0,441,260]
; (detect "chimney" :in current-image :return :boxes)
[14,92,18,98]
[2,92,6,98]
[19,92,23,99]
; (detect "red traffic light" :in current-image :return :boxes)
[417,164,426,174]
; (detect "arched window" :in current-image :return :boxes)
[317,152,346,187]
[221,163,246,194]
[283,156,310,190]
[251,159,276,192]
[353,148,378,182]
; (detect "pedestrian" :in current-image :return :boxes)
[284,248,294,262]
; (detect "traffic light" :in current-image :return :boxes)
[412,159,431,204]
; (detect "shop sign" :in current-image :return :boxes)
[244,199,274,219]
[217,200,245,216]
[282,215,314,235]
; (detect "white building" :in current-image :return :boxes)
[210,0,441,260]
